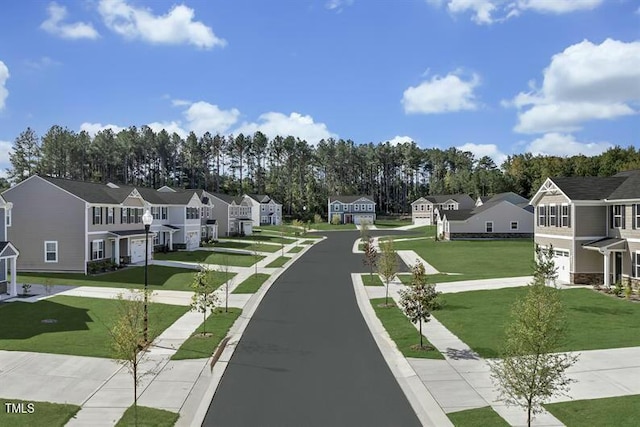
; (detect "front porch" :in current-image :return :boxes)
[582,238,627,288]
[0,241,19,297]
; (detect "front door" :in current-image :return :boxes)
[614,252,623,284]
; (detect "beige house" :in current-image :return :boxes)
[411,194,475,225]
[3,176,203,274]
[437,192,533,240]
[530,170,640,287]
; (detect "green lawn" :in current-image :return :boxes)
[232,273,270,294]
[370,298,443,359]
[362,274,383,286]
[265,256,290,268]
[154,250,264,267]
[309,222,356,231]
[398,273,469,285]
[374,219,412,228]
[211,241,280,253]
[115,405,179,427]
[0,399,81,427]
[435,287,640,358]
[393,238,533,280]
[300,239,318,244]
[287,246,303,253]
[0,296,188,358]
[447,407,509,427]
[545,395,640,427]
[172,308,242,360]
[18,266,227,292]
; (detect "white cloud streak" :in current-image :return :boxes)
[525,133,612,157]
[40,2,99,39]
[457,142,507,166]
[0,61,8,110]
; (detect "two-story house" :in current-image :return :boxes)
[437,192,533,240]
[207,193,253,236]
[530,170,640,287]
[244,194,282,227]
[327,196,376,225]
[411,194,476,225]
[0,195,19,297]
[2,176,203,274]
[196,190,218,242]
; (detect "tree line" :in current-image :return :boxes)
[5,125,640,217]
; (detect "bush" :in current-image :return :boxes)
[613,282,624,297]
[313,213,323,224]
[624,282,633,299]
[331,214,341,225]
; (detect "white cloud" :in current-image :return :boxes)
[98,0,225,49]
[235,112,336,145]
[526,133,612,157]
[0,61,8,110]
[427,0,603,24]
[510,39,640,133]
[325,0,354,12]
[0,140,12,177]
[41,2,99,40]
[457,142,507,166]
[171,99,191,107]
[402,71,480,114]
[79,122,126,137]
[146,121,187,138]
[183,102,240,135]
[516,0,602,14]
[387,135,415,146]
[24,56,61,70]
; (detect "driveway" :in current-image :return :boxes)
[202,231,421,427]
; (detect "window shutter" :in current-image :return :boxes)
[633,253,637,278]
[567,206,571,228]
[633,204,637,230]
[622,205,626,229]
[101,207,104,225]
[610,206,614,229]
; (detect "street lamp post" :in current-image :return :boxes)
[142,209,153,344]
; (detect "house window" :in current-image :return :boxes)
[44,241,58,263]
[161,207,168,220]
[121,208,128,224]
[93,207,102,225]
[134,208,142,224]
[107,207,114,224]
[485,221,493,232]
[186,207,200,220]
[611,205,624,229]
[447,204,455,210]
[151,206,160,220]
[420,205,424,211]
[538,205,546,227]
[91,240,105,260]
[561,204,570,227]
[127,208,133,223]
[414,205,418,211]
[200,207,205,218]
[549,205,557,227]
[6,209,10,226]
[426,205,430,211]
[510,221,518,230]
[368,204,373,211]
[634,204,640,229]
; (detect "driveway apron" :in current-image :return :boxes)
[203,231,420,427]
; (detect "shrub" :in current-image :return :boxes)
[613,282,624,297]
[331,214,341,225]
[313,213,323,224]
[624,282,633,300]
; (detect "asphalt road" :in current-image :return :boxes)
[202,230,420,427]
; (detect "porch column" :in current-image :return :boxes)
[603,251,611,288]
[169,232,173,250]
[114,238,120,266]
[9,256,17,297]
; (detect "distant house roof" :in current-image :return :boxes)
[548,176,627,201]
[487,192,529,205]
[441,209,474,221]
[606,171,640,200]
[246,194,281,205]
[329,195,375,204]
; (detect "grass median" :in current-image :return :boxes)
[172,308,242,360]
[0,399,80,427]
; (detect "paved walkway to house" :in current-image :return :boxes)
[357,273,640,426]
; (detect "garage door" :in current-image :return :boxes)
[355,215,374,225]
[414,216,431,225]
[130,239,146,264]
[553,249,570,284]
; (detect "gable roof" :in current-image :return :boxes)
[329,195,375,204]
[548,176,627,201]
[39,176,200,205]
[487,192,529,205]
[425,194,475,207]
[441,209,474,221]
[606,171,640,200]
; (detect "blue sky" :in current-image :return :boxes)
[0,0,639,176]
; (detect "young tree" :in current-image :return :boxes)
[190,265,219,334]
[359,220,370,242]
[490,278,578,427]
[377,238,398,307]
[110,291,149,426]
[219,254,232,313]
[253,240,262,277]
[362,237,378,278]
[398,263,440,349]
[534,244,559,287]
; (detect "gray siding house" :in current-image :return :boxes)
[3,176,203,274]
[531,170,640,287]
[437,192,533,240]
[411,194,476,225]
[0,195,19,297]
[328,196,376,225]
[207,192,253,236]
[244,194,282,226]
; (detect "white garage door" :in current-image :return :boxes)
[414,216,431,225]
[553,249,570,284]
[130,239,146,264]
[355,215,374,225]
[186,232,199,250]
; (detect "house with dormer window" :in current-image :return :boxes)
[328,195,376,225]
[0,194,19,297]
[530,170,640,287]
[2,175,203,274]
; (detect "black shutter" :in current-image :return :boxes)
[567,205,571,228]
[610,206,614,229]
[92,207,96,225]
[101,207,104,225]
[622,205,626,229]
